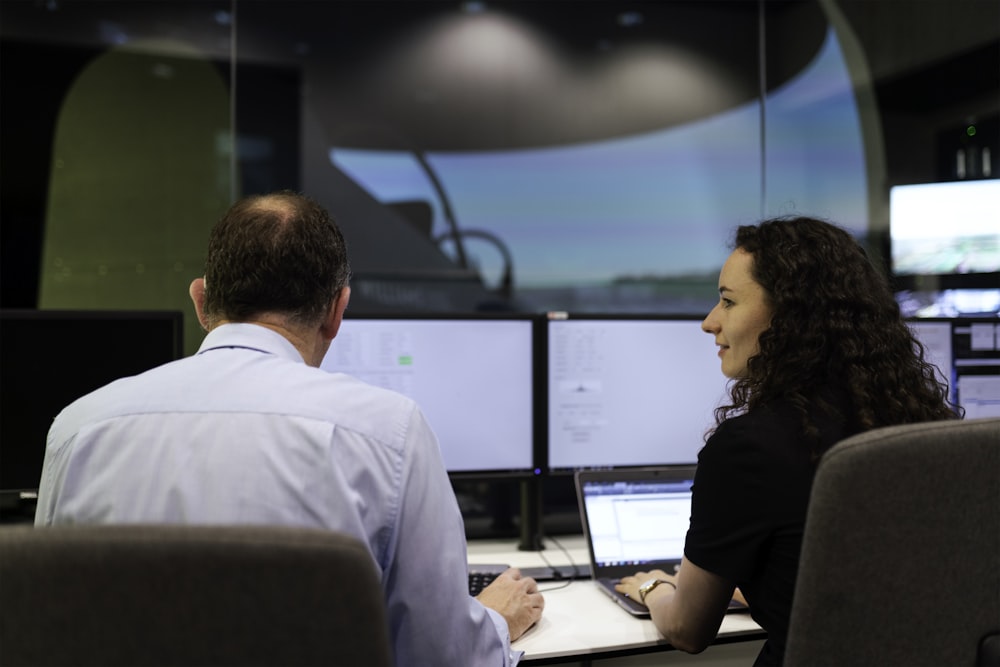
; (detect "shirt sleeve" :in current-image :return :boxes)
[382,404,518,667]
[34,411,78,525]
[684,416,776,582]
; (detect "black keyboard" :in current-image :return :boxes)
[468,563,508,596]
[468,571,501,596]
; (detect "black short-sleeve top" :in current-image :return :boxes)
[685,395,856,666]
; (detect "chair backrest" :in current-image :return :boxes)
[0,524,393,667]
[785,417,1000,667]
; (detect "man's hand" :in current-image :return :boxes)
[475,567,544,640]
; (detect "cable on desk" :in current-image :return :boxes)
[538,578,574,593]
[538,537,580,591]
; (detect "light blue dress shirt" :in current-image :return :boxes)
[36,323,520,667]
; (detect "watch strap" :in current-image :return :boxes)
[638,577,675,605]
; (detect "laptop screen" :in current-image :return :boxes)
[579,472,695,570]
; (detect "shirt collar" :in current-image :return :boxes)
[196,323,306,364]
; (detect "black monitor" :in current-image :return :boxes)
[320,313,541,479]
[545,313,728,474]
[0,310,184,506]
[909,317,1000,418]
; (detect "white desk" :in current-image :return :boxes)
[468,536,766,664]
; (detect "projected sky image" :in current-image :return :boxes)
[330,27,868,291]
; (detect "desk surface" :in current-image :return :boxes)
[468,536,765,663]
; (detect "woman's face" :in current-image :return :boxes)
[701,248,773,379]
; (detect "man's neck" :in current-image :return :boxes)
[213,316,326,367]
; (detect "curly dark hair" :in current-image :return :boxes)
[202,190,351,328]
[715,216,959,442]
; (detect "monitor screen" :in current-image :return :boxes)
[546,314,728,473]
[908,317,1000,419]
[320,314,539,477]
[952,319,1000,419]
[889,179,1000,277]
[0,310,184,499]
[907,319,955,396]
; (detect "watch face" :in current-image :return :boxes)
[638,578,660,603]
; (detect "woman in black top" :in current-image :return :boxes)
[616,216,958,666]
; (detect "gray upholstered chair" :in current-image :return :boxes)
[785,417,1000,667]
[0,524,392,666]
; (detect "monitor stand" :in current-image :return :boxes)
[517,477,544,551]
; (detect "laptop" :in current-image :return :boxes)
[575,466,747,617]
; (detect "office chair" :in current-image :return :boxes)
[785,417,1000,667]
[0,524,393,667]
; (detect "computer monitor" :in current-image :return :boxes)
[546,313,728,473]
[908,317,1000,418]
[0,310,185,505]
[889,179,1000,277]
[320,313,540,478]
[907,319,955,395]
[950,319,1000,419]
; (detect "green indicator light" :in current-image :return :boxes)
[966,125,977,137]
[398,355,413,366]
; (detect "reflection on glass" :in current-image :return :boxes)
[330,27,866,313]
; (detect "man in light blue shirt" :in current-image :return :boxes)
[35,190,544,666]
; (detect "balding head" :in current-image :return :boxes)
[200,191,351,329]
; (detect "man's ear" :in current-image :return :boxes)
[321,286,351,341]
[188,278,211,331]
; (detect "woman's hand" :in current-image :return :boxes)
[615,569,676,605]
